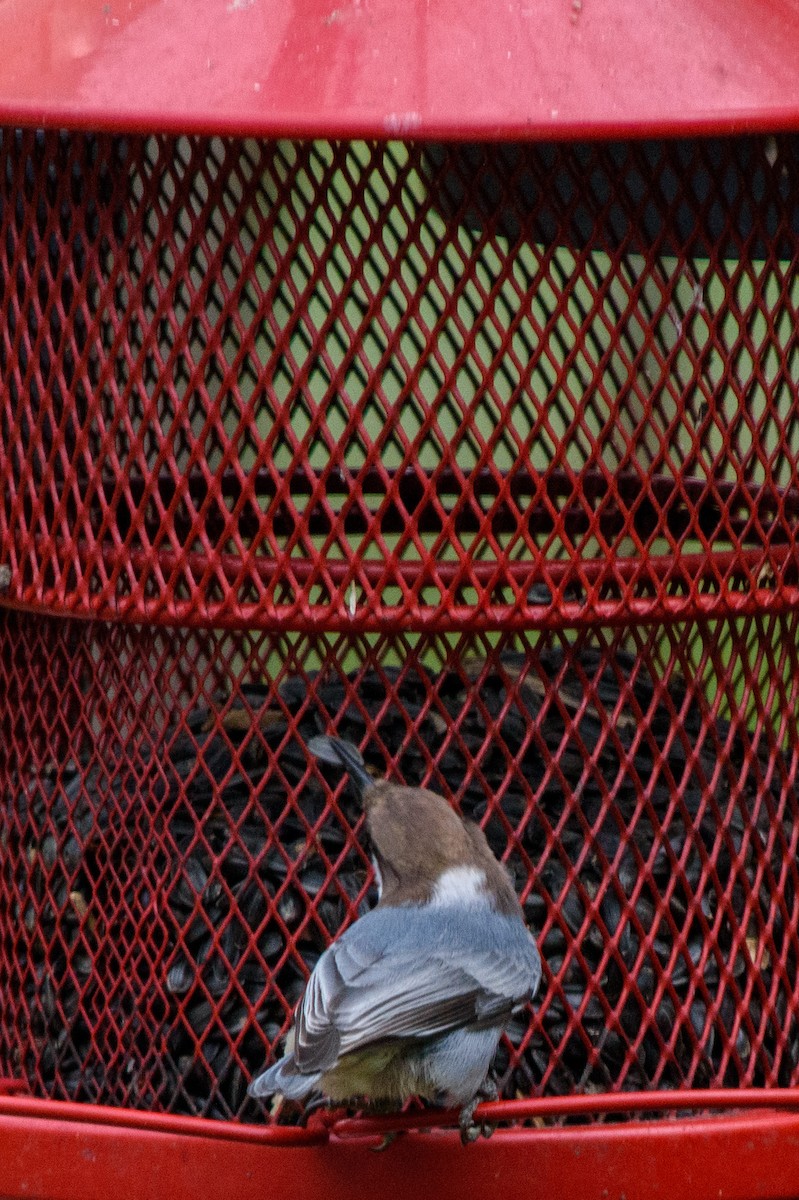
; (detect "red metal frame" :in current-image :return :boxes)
[3,52,799,1198]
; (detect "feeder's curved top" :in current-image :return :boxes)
[0,0,798,139]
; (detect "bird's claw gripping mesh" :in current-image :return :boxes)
[1,129,799,1126]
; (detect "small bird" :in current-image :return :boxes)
[248,735,541,1142]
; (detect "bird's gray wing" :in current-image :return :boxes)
[293,905,540,1073]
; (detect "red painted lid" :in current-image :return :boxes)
[1,0,799,139]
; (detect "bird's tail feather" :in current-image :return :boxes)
[307,734,375,795]
[248,1055,321,1102]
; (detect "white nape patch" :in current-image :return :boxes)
[431,865,488,908]
[371,855,383,900]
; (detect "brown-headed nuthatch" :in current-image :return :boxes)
[248,735,541,1142]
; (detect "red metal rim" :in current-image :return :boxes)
[3,1095,799,1200]
[2,0,799,140]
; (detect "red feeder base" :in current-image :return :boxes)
[0,1095,799,1200]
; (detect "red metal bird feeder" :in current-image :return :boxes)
[4,2,799,1197]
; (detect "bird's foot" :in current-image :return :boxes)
[476,1075,499,1103]
[301,1094,331,1119]
[370,1132,400,1152]
[357,1098,405,1148]
[363,1097,400,1115]
[458,1097,495,1146]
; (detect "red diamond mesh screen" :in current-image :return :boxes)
[1,129,799,1126]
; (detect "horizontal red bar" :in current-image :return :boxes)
[332,1086,799,1138]
[4,534,797,632]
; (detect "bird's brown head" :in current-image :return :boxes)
[362,780,521,916]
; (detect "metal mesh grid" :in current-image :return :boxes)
[4,131,799,630]
[2,129,799,1126]
[2,614,799,1119]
